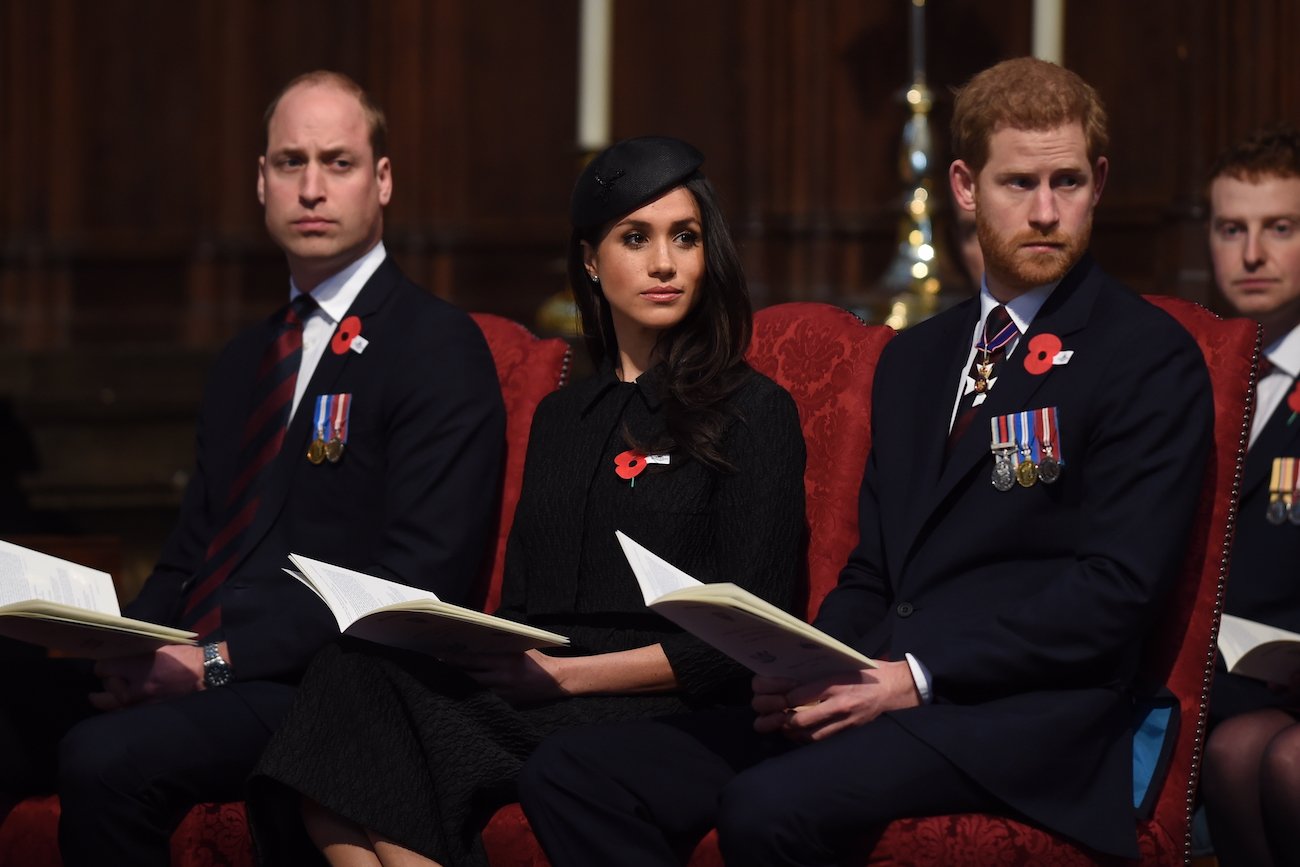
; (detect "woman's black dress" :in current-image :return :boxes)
[247,366,806,866]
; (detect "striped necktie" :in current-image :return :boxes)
[180,293,317,639]
[948,305,1017,452]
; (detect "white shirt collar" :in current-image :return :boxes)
[290,241,387,323]
[978,275,1058,337]
[1264,322,1300,380]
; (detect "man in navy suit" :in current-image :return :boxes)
[0,71,504,866]
[1200,124,1300,867]
[518,57,1213,866]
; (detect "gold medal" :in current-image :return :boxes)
[325,436,344,463]
[307,438,326,464]
[1016,458,1038,488]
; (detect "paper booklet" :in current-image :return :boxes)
[1219,613,1300,684]
[615,531,877,679]
[286,554,569,655]
[0,539,197,658]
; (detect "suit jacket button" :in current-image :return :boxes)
[896,602,914,617]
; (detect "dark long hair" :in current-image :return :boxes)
[567,176,753,471]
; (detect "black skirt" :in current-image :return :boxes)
[247,636,699,867]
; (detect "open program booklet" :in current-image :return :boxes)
[287,554,569,655]
[1219,613,1300,684]
[616,531,877,679]
[0,539,197,658]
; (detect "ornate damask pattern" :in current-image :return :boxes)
[467,313,571,612]
[745,302,894,608]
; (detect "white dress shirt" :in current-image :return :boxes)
[1250,323,1300,448]
[288,241,387,421]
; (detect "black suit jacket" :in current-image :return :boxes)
[124,257,505,716]
[1212,368,1300,719]
[814,256,1213,857]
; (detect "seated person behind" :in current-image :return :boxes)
[1201,123,1300,867]
[245,135,808,867]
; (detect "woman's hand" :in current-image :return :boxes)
[445,649,570,704]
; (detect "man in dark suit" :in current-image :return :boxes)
[1200,124,1300,867]
[517,57,1213,866]
[0,71,504,866]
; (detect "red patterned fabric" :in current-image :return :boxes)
[745,302,894,611]
[0,315,571,867]
[467,313,571,612]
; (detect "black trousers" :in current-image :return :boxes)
[0,644,291,867]
[519,706,1002,867]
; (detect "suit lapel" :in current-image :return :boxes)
[228,258,403,575]
[900,257,1101,563]
[895,300,980,564]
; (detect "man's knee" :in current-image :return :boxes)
[717,764,812,863]
[57,715,143,805]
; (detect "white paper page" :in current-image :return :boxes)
[653,598,872,678]
[0,540,119,615]
[288,554,439,631]
[1219,613,1300,673]
[615,531,704,605]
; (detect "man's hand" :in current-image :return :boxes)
[444,649,569,704]
[751,660,921,743]
[89,644,210,711]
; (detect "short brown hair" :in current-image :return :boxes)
[951,57,1108,175]
[1208,123,1300,186]
[263,70,388,160]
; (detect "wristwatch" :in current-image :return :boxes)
[202,642,232,688]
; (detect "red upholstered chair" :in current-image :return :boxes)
[482,301,897,865]
[859,296,1256,866]
[0,315,570,867]
[467,313,572,612]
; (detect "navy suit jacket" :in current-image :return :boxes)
[814,256,1213,857]
[124,257,505,720]
[1212,368,1300,719]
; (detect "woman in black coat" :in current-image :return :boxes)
[246,136,807,867]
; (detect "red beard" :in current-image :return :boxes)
[978,216,1090,293]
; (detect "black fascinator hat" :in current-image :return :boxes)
[569,136,704,231]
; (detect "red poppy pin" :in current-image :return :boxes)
[332,315,363,355]
[614,450,648,486]
[1287,380,1300,424]
[1023,333,1063,376]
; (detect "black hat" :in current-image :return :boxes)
[570,136,705,231]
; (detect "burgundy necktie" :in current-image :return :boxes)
[181,294,316,639]
[947,305,1017,452]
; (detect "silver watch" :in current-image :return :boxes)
[202,642,232,688]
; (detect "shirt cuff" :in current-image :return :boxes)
[904,652,933,704]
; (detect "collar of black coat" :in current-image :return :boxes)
[577,362,667,415]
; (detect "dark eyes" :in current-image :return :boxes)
[619,230,701,248]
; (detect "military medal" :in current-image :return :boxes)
[1037,406,1062,485]
[972,311,1018,395]
[309,393,352,465]
[308,396,330,464]
[989,415,1016,491]
[1015,411,1038,487]
[1267,457,1290,525]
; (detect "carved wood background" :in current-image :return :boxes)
[1,0,1297,588]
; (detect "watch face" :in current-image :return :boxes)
[203,644,232,687]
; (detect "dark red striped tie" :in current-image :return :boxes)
[947,305,1016,452]
[181,294,316,639]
